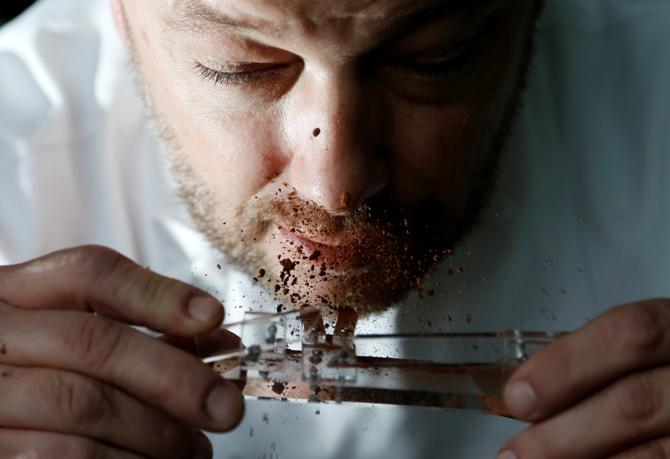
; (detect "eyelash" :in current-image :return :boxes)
[194,62,283,86]
[394,21,494,80]
[390,45,480,80]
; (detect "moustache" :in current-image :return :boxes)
[242,186,451,250]
[268,191,411,243]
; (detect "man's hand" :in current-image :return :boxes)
[0,246,243,459]
[498,299,670,459]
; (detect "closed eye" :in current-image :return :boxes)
[194,61,291,86]
[387,44,478,79]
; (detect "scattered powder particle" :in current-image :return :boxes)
[271,381,286,395]
[312,128,321,137]
[315,410,321,415]
[249,427,254,437]
[216,264,221,270]
[258,268,266,278]
[308,250,322,261]
[262,413,269,424]
[279,258,296,273]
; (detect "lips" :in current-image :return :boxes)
[276,225,376,271]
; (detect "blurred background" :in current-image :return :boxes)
[1,0,37,24]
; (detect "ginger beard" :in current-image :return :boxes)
[123,1,539,313]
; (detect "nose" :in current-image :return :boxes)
[282,67,389,214]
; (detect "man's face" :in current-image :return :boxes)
[116,0,538,311]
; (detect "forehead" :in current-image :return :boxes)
[165,0,499,40]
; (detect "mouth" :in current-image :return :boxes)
[276,225,376,272]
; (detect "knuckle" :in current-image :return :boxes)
[77,245,182,311]
[602,303,666,355]
[63,315,124,371]
[74,245,134,286]
[51,374,112,427]
[611,374,662,424]
[127,267,167,305]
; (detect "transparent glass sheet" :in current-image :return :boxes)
[203,307,563,418]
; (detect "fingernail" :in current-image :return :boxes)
[505,380,537,419]
[497,450,518,459]
[194,433,212,459]
[206,383,243,427]
[188,297,222,323]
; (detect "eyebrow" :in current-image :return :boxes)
[166,0,278,34]
[167,0,502,37]
[387,0,503,37]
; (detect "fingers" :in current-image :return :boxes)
[0,428,146,459]
[0,304,244,432]
[504,300,670,421]
[0,245,224,337]
[0,364,209,459]
[608,437,670,458]
[160,328,241,358]
[499,366,670,459]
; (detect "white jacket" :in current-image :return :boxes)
[1,0,670,457]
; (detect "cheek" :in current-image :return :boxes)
[176,113,288,221]
[387,3,532,213]
[387,101,497,214]
[131,22,286,211]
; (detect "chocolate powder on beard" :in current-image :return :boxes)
[266,191,458,311]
